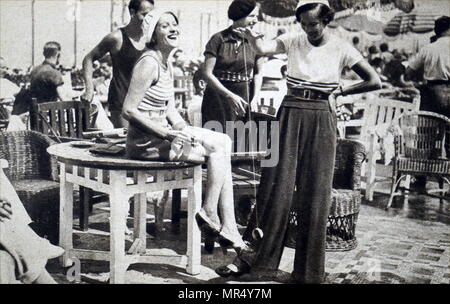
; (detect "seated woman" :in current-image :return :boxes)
[0,166,64,284]
[122,9,248,253]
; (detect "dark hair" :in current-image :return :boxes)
[228,0,257,21]
[43,41,61,58]
[368,45,378,54]
[128,0,154,13]
[193,69,205,93]
[434,15,450,37]
[379,43,389,52]
[370,57,384,68]
[295,3,334,25]
[145,12,179,49]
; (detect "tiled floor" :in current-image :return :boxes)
[47,178,450,284]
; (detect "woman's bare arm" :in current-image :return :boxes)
[338,60,382,97]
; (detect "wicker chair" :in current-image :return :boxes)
[0,130,60,244]
[387,111,450,209]
[286,139,366,251]
[0,102,11,130]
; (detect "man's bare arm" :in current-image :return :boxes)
[81,32,120,102]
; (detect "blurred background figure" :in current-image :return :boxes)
[0,57,20,101]
[29,41,71,103]
[406,15,450,117]
[379,42,394,64]
[187,69,207,126]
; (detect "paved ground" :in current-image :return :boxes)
[46,174,449,284]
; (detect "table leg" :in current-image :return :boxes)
[59,163,74,267]
[187,166,202,275]
[171,189,182,233]
[109,170,128,284]
[133,192,147,253]
[79,186,90,231]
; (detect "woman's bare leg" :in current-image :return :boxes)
[217,158,242,243]
[182,128,244,245]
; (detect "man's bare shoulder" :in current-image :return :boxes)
[102,29,123,51]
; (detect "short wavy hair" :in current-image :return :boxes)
[295,3,335,25]
[128,0,154,13]
[43,41,61,58]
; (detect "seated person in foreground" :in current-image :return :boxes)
[0,168,64,284]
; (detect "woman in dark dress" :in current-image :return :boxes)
[216,0,381,283]
[201,0,265,133]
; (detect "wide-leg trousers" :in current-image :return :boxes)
[238,95,337,284]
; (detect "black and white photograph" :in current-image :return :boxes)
[0,0,449,290]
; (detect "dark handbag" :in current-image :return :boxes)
[89,138,126,156]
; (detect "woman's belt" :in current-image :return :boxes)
[214,71,253,82]
[287,88,330,101]
[282,96,330,111]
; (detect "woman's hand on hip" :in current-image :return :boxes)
[0,199,12,222]
[328,91,339,116]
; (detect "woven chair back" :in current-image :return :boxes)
[398,111,450,159]
[29,99,89,141]
[0,104,9,130]
[0,130,55,181]
[333,139,366,190]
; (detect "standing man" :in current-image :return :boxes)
[405,15,450,191]
[29,41,71,103]
[406,16,450,117]
[81,0,154,127]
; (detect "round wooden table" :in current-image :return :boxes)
[47,142,202,284]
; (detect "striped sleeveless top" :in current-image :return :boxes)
[138,53,174,111]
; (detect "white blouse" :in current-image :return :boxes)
[277,31,363,93]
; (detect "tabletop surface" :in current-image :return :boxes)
[47,142,197,170]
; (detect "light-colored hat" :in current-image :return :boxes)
[143,8,177,44]
[296,0,330,9]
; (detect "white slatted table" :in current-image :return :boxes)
[47,143,202,284]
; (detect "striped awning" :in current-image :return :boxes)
[384,10,441,36]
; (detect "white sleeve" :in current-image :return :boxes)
[408,50,425,71]
[276,33,296,55]
[342,42,364,68]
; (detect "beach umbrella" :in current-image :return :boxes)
[384,9,441,36]
[329,14,385,35]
